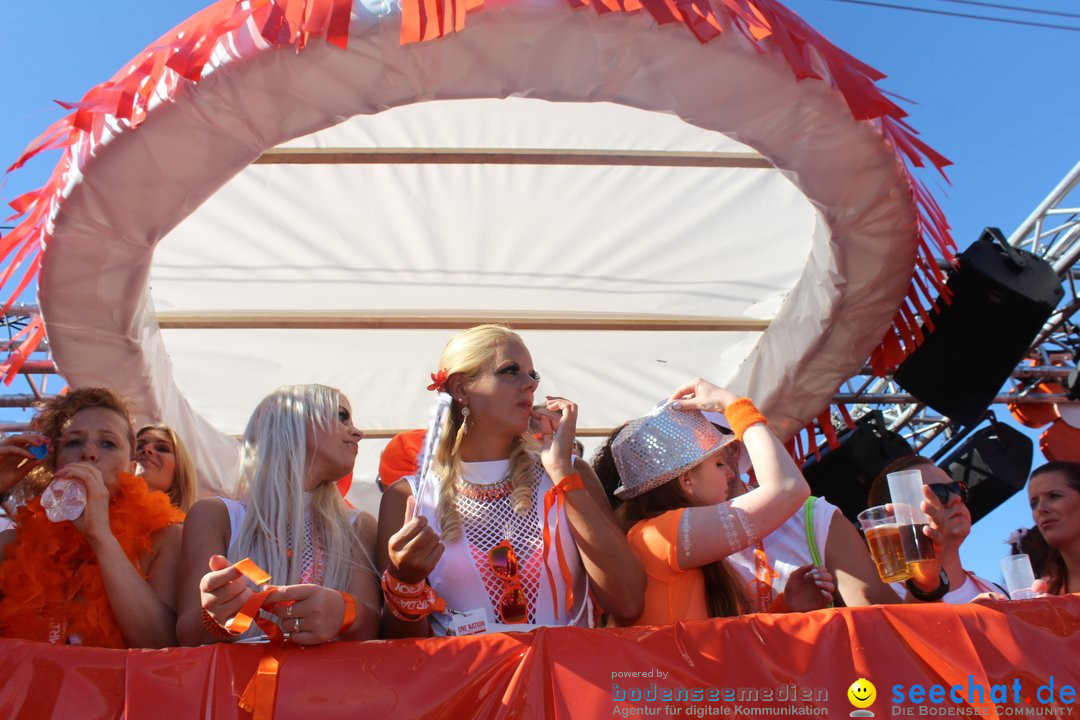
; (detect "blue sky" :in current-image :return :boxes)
[1,0,1077,585]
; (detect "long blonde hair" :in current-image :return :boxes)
[137,424,197,511]
[231,384,365,590]
[434,325,540,542]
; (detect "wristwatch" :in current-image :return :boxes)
[905,568,950,602]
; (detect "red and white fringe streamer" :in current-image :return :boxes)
[1,0,953,385]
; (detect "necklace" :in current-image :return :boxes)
[455,473,513,502]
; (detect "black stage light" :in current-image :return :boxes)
[937,420,1033,524]
[802,412,913,525]
[894,228,1063,426]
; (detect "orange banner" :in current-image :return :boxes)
[1,598,1078,719]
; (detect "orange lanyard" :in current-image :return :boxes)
[752,542,779,612]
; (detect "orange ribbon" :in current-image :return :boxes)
[751,544,780,613]
[541,474,586,619]
[220,558,285,720]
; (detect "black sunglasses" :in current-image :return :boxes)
[930,480,968,505]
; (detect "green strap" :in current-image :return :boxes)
[803,495,834,608]
[804,496,822,567]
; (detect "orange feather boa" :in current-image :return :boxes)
[0,473,183,648]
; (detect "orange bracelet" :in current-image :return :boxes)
[381,570,446,622]
[337,591,357,637]
[725,398,767,441]
[201,607,233,639]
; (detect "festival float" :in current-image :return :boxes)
[0,0,1077,717]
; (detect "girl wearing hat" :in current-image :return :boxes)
[613,378,824,624]
[377,324,644,636]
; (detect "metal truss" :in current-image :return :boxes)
[834,160,1080,458]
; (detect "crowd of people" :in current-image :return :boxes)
[0,324,1075,649]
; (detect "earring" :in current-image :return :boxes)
[462,407,470,419]
[461,406,470,435]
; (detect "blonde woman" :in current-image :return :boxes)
[177,384,380,645]
[377,324,644,637]
[136,424,197,511]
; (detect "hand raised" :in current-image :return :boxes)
[669,378,739,413]
[533,396,578,480]
[387,495,444,584]
[55,462,111,541]
[0,433,48,495]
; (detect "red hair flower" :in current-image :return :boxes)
[427,369,448,393]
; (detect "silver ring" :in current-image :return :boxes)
[286,604,294,618]
[293,617,301,633]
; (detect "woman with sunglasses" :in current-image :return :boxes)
[377,324,644,637]
[1027,460,1080,595]
[868,456,1003,602]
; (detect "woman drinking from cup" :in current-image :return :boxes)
[0,388,184,647]
[378,324,643,636]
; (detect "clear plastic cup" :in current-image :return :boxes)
[40,478,87,522]
[887,469,936,572]
[1000,554,1038,599]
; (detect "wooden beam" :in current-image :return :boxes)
[155,310,770,332]
[255,147,772,169]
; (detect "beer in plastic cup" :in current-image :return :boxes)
[857,505,912,583]
[887,469,936,573]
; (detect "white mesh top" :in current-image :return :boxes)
[408,458,590,635]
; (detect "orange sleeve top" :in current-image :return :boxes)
[626,508,708,625]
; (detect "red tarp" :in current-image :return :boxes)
[2,598,1078,719]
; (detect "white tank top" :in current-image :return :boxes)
[726,496,838,608]
[408,459,590,635]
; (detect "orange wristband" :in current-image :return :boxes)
[337,591,357,637]
[201,607,233,638]
[725,398,767,441]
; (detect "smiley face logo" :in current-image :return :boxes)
[848,678,877,709]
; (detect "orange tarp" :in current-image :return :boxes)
[1,598,1078,719]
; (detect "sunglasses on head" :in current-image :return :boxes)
[488,539,528,624]
[929,480,968,505]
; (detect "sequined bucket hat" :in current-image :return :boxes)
[611,403,738,499]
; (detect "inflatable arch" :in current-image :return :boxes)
[2,0,954,497]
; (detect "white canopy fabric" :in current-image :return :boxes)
[13,0,945,510]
